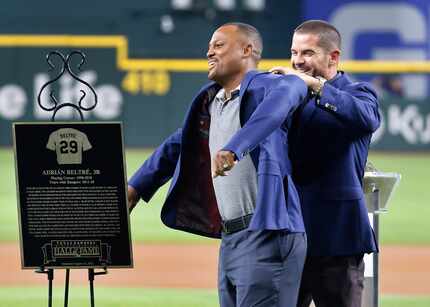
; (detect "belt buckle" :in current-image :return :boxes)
[221,221,229,234]
[239,215,247,229]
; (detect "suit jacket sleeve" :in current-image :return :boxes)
[222,75,307,160]
[128,128,182,202]
[318,82,380,136]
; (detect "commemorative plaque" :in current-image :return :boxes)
[13,122,133,269]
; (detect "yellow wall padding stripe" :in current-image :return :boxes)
[0,35,428,73]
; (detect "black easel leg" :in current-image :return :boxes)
[64,268,70,307]
[89,268,95,307]
[47,269,54,307]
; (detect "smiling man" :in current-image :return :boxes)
[128,22,308,306]
[271,20,381,307]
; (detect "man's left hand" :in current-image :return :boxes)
[212,150,236,178]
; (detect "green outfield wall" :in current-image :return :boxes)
[0,1,429,150]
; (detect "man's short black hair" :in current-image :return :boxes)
[294,20,341,52]
[221,22,263,62]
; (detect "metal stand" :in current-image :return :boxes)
[35,267,108,307]
[362,171,401,307]
[35,268,54,307]
[65,269,70,307]
[362,185,380,307]
[373,189,379,307]
[371,187,380,307]
[89,268,108,307]
[37,50,97,122]
[35,50,102,307]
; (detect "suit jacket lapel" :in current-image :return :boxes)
[238,70,264,125]
[237,70,267,169]
[238,70,260,99]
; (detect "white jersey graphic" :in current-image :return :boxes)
[46,128,92,165]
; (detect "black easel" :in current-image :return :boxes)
[36,50,106,307]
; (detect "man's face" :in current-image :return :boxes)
[290,33,332,78]
[207,25,246,83]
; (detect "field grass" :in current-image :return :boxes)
[0,287,218,307]
[1,148,429,244]
[0,287,428,307]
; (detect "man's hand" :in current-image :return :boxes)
[127,185,139,214]
[212,150,236,178]
[269,66,320,91]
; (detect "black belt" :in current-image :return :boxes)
[221,214,253,234]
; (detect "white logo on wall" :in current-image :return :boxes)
[46,128,92,165]
[0,70,123,120]
[371,104,430,145]
[389,104,430,144]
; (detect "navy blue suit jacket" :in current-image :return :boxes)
[289,72,380,256]
[129,70,307,238]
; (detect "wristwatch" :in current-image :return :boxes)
[313,76,327,97]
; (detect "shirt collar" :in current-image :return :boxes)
[327,71,343,84]
[215,85,241,103]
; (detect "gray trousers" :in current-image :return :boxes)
[218,230,307,307]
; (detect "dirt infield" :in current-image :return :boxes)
[1,243,429,295]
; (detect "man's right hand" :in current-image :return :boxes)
[270,66,319,87]
[127,185,139,214]
[212,150,236,178]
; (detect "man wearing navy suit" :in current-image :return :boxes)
[128,23,308,306]
[271,20,380,307]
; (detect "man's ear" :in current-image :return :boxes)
[243,44,253,58]
[329,49,340,66]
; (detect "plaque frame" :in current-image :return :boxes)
[13,121,133,270]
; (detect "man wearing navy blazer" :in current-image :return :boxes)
[271,20,380,307]
[128,23,308,306]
